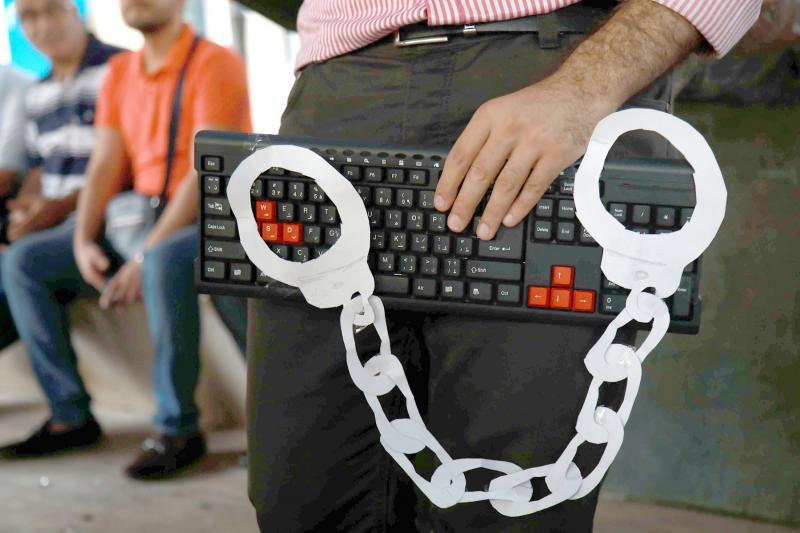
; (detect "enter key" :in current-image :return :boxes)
[477,223,524,260]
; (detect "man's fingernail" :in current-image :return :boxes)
[434,194,445,210]
[477,223,491,240]
[447,214,462,230]
[503,214,514,226]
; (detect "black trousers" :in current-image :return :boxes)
[247,30,673,532]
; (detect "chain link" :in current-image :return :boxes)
[339,286,670,516]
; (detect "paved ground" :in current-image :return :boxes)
[0,397,795,533]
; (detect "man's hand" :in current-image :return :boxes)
[6,195,71,242]
[435,76,613,240]
[98,259,142,309]
[434,0,703,240]
[0,172,16,198]
[74,239,111,292]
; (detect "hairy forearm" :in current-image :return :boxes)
[552,0,702,113]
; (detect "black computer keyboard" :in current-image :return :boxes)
[195,131,702,334]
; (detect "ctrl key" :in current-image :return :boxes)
[204,261,225,280]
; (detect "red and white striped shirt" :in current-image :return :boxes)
[295,0,762,71]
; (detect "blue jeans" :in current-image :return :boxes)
[1,219,201,436]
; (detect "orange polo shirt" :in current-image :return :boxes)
[96,24,251,199]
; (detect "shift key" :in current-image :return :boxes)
[205,240,246,260]
[478,224,523,260]
[466,260,521,281]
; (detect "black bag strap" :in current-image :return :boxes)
[157,35,201,216]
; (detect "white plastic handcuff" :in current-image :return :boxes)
[226,109,727,516]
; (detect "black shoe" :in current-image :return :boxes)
[125,433,206,480]
[0,417,103,458]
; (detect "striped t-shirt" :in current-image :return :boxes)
[25,34,120,199]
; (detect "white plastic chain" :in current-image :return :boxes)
[226,109,727,516]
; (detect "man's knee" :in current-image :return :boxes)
[2,239,43,288]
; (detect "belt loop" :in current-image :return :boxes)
[537,12,561,49]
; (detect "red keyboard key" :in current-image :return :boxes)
[550,288,572,310]
[284,223,303,244]
[552,265,575,287]
[572,290,596,313]
[261,223,282,243]
[256,200,276,222]
[527,286,549,308]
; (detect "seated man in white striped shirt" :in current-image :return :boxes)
[0,0,119,358]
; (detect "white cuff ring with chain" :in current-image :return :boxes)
[226,109,727,516]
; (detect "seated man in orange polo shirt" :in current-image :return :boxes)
[0,0,251,479]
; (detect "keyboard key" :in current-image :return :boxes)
[602,277,621,289]
[407,211,424,231]
[558,200,576,219]
[552,265,574,287]
[251,179,263,197]
[309,184,326,202]
[680,208,694,226]
[535,199,554,217]
[428,213,446,232]
[630,226,650,235]
[421,256,439,276]
[256,200,276,222]
[419,191,435,209]
[375,188,393,206]
[364,167,383,182]
[411,233,428,253]
[409,169,427,185]
[600,293,626,314]
[468,282,492,302]
[466,260,522,281]
[278,203,295,221]
[284,223,303,244]
[444,258,461,277]
[299,204,316,223]
[387,169,405,183]
[386,210,403,229]
[355,186,370,205]
[609,203,627,222]
[378,253,395,272]
[230,263,253,282]
[478,224,523,260]
[202,155,222,172]
[342,165,361,181]
[320,205,337,224]
[267,166,286,176]
[367,208,382,227]
[579,226,596,245]
[400,255,418,274]
[371,231,386,250]
[314,246,329,258]
[375,275,409,295]
[205,240,245,260]
[289,182,306,200]
[204,261,225,280]
[272,244,289,259]
[204,219,235,238]
[262,223,282,243]
[556,222,575,242]
[390,232,408,251]
[527,286,549,308]
[572,290,596,312]
[497,284,521,304]
[305,226,322,244]
[441,280,464,299]
[293,246,310,262]
[397,189,414,207]
[632,204,651,224]
[456,237,474,256]
[325,227,341,245]
[656,206,676,227]
[559,179,574,195]
[533,220,552,241]
[550,288,572,310]
[433,235,451,254]
[204,175,221,194]
[672,274,693,318]
[204,197,230,216]
[268,180,284,199]
[413,278,437,297]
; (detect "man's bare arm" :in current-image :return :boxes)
[435,0,702,240]
[14,166,42,198]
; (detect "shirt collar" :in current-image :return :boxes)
[136,23,197,78]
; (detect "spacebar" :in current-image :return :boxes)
[375,275,410,295]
